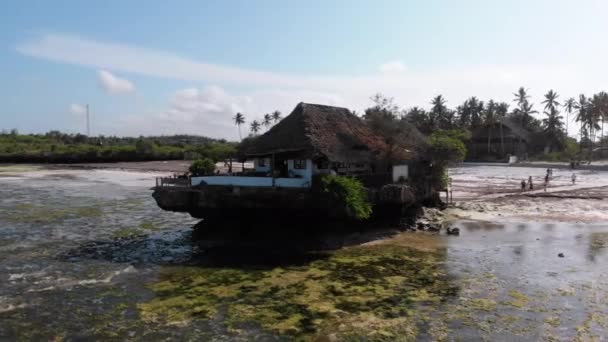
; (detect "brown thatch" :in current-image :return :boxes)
[245,102,390,163]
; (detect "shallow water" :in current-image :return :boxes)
[1,166,607,340]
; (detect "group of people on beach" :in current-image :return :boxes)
[520,168,577,192]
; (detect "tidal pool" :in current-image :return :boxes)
[0,166,607,340]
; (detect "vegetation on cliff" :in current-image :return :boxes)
[319,175,372,220]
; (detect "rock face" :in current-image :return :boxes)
[152,182,434,223]
[377,184,417,205]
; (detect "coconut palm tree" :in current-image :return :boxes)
[592,92,608,147]
[563,97,577,137]
[484,100,497,154]
[513,87,530,107]
[541,90,563,152]
[512,88,535,156]
[542,107,565,152]
[263,113,272,130]
[233,112,246,140]
[542,90,560,112]
[250,120,261,135]
[430,95,453,130]
[272,110,282,123]
[459,96,484,129]
[496,102,509,156]
[589,93,607,149]
[575,95,591,153]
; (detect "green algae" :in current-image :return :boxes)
[0,165,42,174]
[139,221,160,231]
[112,222,161,238]
[2,203,103,224]
[502,290,530,308]
[138,244,457,340]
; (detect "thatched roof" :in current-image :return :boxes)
[245,103,390,163]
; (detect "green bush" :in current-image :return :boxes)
[189,158,216,176]
[428,132,467,164]
[320,175,372,220]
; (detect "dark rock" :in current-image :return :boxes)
[447,227,460,236]
[427,224,441,232]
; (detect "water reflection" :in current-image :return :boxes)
[587,232,608,262]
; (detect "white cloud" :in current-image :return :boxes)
[69,103,86,115]
[97,70,135,94]
[104,86,347,139]
[18,33,603,104]
[17,33,608,138]
[379,60,407,74]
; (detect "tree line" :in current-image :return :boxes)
[362,88,608,159]
[0,130,236,163]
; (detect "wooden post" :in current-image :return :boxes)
[271,153,276,187]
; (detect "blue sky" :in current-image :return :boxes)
[2,0,607,139]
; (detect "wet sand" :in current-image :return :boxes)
[1,164,607,340]
[448,164,608,223]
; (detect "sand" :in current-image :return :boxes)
[447,164,608,223]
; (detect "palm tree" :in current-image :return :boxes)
[542,90,560,112]
[484,100,497,154]
[514,101,537,130]
[272,110,282,123]
[250,120,261,135]
[512,87,534,157]
[563,97,577,137]
[541,90,563,152]
[263,113,272,130]
[589,93,607,150]
[431,95,452,129]
[496,102,509,156]
[233,112,246,140]
[592,92,608,147]
[542,107,565,152]
[513,87,530,107]
[575,94,591,154]
[460,96,484,129]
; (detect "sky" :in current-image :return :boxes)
[2,0,608,140]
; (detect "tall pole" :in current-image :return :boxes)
[86,104,90,136]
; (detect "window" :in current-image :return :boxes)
[293,159,307,169]
[258,158,266,167]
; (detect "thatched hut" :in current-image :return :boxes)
[237,102,426,188]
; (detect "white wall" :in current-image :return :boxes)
[192,176,273,187]
[254,158,271,173]
[392,165,409,182]
[275,178,311,188]
[287,159,313,181]
[191,176,310,188]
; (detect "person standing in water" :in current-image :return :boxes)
[521,179,527,192]
[528,176,533,190]
[544,173,549,192]
[572,173,577,185]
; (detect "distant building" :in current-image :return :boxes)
[468,117,531,161]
